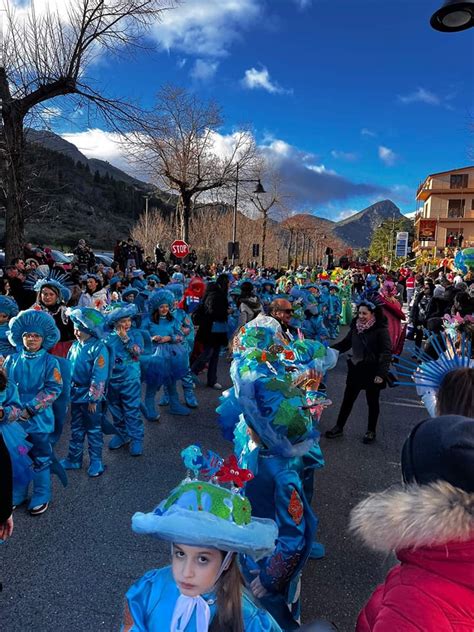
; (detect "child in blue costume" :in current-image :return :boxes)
[0,296,18,357]
[105,303,146,457]
[142,289,190,420]
[326,285,341,340]
[122,445,281,632]
[4,310,63,515]
[259,279,276,314]
[60,307,110,477]
[158,283,198,409]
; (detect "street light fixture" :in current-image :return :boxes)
[430,0,474,31]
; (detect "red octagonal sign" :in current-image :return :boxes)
[171,239,190,258]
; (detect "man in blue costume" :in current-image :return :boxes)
[5,310,63,515]
[60,307,110,477]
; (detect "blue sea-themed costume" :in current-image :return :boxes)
[0,296,19,357]
[122,446,281,632]
[326,285,342,339]
[104,303,146,454]
[5,310,64,510]
[60,307,111,477]
[0,380,33,491]
[258,278,276,314]
[142,290,190,419]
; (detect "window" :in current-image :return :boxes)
[471,199,474,210]
[447,199,465,218]
[450,174,468,189]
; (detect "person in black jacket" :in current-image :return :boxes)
[325,301,392,444]
[0,434,13,541]
[191,274,229,389]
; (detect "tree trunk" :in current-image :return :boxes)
[181,192,192,243]
[2,109,25,263]
[287,230,293,269]
[261,210,267,268]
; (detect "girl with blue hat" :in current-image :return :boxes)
[104,303,146,457]
[0,296,19,357]
[142,290,190,419]
[60,307,110,477]
[4,310,63,515]
[122,446,281,631]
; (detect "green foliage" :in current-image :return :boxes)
[368,218,413,266]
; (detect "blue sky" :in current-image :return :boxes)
[51,0,474,221]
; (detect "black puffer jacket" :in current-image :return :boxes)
[195,281,229,346]
[333,318,392,386]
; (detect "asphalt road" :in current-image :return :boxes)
[1,333,427,632]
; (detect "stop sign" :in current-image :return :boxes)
[171,239,190,258]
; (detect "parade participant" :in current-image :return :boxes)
[78,274,109,311]
[351,415,474,631]
[326,285,341,339]
[143,290,190,419]
[378,280,406,355]
[158,283,198,409]
[325,301,391,444]
[60,307,110,477]
[122,446,280,632]
[410,282,434,352]
[4,310,63,515]
[0,296,18,357]
[236,281,263,329]
[259,278,276,313]
[183,276,206,314]
[29,272,75,444]
[131,270,147,291]
[269,299,297,340]
[105,303,145,456]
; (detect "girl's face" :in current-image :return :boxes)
[116,317,132,332]
[86,278,98,293]
[358,306,373,323]
[124,294,136,303]
[0,312,9,325]
[172,544,223,597]
[22,332,43,352]
[40,287,59,307]
[159,304,169,317]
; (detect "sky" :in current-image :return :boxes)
[30,0,474,221]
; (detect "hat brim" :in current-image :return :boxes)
[132,506,277,560]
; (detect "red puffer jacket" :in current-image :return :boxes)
[351,481,474,632]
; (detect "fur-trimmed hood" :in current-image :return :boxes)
[350,480,474,553]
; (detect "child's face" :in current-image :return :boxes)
[116,317,132,333]
[74,328,91,343]
[159,304,170,317]
[124,294,135,303]
[172,544,223,597]
[22,332,43,352]
[40,287,59,307]
[0,312,9,325]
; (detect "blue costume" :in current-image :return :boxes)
[0,381,32,491]
[5,310,63,512]
[105,303,146,457]
[61,308,110,477]
[326,286,342,339]
[0,296,19,357]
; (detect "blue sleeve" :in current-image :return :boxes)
[124,569,164,632]
[89,344,109,402]
[25,356,63,415]
[243,594,283,631]
[2,382,22,422]
[259,470,307,594]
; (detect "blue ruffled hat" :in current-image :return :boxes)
[132,269,145,278]
[0,296,19,318]
[66,307,106,338]
[122,286,139,300]
[8,309,60,350]
[104,302,139,328]
[148,289,175,314]
[166,283,184,301]
[171,272,185,284]
[131,446,277,560]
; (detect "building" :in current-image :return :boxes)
[413,165,474,255]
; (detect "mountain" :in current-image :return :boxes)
[333,199,405,248]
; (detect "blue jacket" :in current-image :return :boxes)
[124,566,281,631]
[106,329,144,384]
[5,349,62,434]
[0,381,22,423]
[68,338,110,403]
[0,323,16,357]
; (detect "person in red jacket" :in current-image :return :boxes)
[351,414,474,632]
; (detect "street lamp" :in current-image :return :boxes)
[430,0,474,31]
[231,163,266,265]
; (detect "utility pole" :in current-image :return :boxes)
[143,195,150,255]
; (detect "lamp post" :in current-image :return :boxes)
[143,194,150,255]
[430,0,474,31]
[231,163,266,265]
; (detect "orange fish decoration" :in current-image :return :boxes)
[215,455,254,488]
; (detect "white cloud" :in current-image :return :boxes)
[331,150,358,162]
[336,208,358,221]
[242,66,290,94]
[361,128,377,138]
[151,0,261,58]
[190,59,219,82]
[378,145,398,166]
[293,0,312,8]
[176,58,187,69]
[61,128,134,173]
[398,87,441,106]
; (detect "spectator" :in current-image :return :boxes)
[156,261,170,286]
[236,281,263,330]
[154,242,165,264]
[73,239,95,273]
[269,298,298,340]
[78,275,109,311]
[411,282,435,351]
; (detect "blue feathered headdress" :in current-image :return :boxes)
[8,309,60,350]
[104,302,138,328]
[148,289,175,314]
[0,296,19,318]
[25,269,72,303]
[66,307,106,338]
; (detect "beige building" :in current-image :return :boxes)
[413,165,474,254]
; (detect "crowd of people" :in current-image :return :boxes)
[0,238,473,631]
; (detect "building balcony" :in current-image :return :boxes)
[416,185,474,201]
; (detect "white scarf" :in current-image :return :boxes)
[170,594,211,632]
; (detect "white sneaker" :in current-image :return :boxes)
[210,383,223,390]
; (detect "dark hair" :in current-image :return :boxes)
[239,281,254,298]
[208,554,244,632]
[437,368,474,417]
[0,368,7,392]
[356,302,386,327]
[215,274,229,292]
[151,309,173,323]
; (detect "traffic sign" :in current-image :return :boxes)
[395,231,409,258]
[171,240,190,258]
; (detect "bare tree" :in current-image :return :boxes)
[0,0,177,261]
[124,85,258,243]
[130,208,174,258]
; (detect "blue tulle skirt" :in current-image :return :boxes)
[143,342,189,386]
[0,422,34,488]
